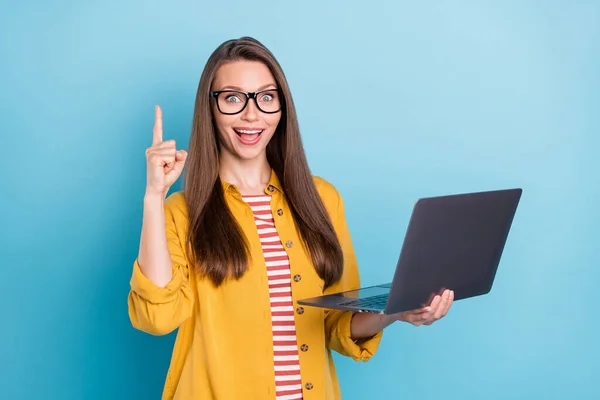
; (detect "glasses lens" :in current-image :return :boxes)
[218,91,247,114]
[255,90,281,113]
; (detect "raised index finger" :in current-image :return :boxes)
[153,105,163,145]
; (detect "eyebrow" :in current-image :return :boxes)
[219,83,278,91]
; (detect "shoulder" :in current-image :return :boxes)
[164,191,188,219]
[312,175,343,214]
[312,175,339,197]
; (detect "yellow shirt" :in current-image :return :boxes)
[127,171,383,399]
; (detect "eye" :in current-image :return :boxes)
[225,94,243,103]
[260,91,277,102]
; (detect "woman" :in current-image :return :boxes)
[128,36,454,400]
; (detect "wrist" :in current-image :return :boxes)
[144,191,166,205]
[350,312,395,341]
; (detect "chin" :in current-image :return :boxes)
[233,146,267,161]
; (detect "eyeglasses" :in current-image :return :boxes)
[210,89,282,115]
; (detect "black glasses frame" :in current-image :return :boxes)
[209,89,282,115]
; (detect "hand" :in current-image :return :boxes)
[396,289,454,326]
[145,105,188,197]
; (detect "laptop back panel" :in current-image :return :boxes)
[384,188,522,314]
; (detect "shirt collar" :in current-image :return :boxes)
[220,168,283,194]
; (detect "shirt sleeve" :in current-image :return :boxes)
[127,193,195,336]
[323,187,383,361]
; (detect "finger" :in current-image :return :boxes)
[153,105,163,145]
[153,157,176,169]
[415,312,433,326]
[147,148,177,159]
[170,150,187,173]
[413,292,450,326]
[408,306,431,315]
[175,149,188,164]
[428,295,442,314]
[399,303,436,326]
[417,294,441,324]
[412,308,434,325]
[153,139,176,150]
[440,290,454,317]
[433,290,452,319]
[165,151,187,182]
[147,151,176,167]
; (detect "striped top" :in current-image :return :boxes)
[242,194,304,400]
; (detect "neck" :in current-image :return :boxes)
[219,152,272,195]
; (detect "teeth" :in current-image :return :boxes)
[236,129,262,134]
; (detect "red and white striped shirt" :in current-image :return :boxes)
[242,194,304,400]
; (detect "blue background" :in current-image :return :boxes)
[1,1,599,399]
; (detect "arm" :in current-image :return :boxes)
[350,313,396,340]
[323,187,383,361]
[127,192,194,336]
[138,194,175,287]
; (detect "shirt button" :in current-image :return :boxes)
[293,274,301,282]
[296,306,304,315]
[267,185,275,192]
[277,208,283,216]
[300,344,309,352]
[285,240,293,248]
[305,383,313,390]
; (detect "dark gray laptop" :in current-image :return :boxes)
[297,188,522,315]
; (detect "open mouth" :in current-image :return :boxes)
[233,128,264,145]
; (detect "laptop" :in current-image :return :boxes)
[297,188,522,315]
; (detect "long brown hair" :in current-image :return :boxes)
[184,36,343,288]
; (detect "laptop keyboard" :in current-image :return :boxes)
[340,294,389,309]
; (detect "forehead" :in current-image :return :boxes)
[213,60,276,91]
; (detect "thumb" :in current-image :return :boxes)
[174,149,187,168]
[165,150,187,181]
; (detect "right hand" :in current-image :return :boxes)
[145,105,188,197]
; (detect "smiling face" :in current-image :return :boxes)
[210,60,282,163]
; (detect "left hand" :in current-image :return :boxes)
[395,289,454,326]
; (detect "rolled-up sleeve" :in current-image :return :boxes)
[323,187,383,361]
[127,193,195,336]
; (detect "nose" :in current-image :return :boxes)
[241,98,260,122]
